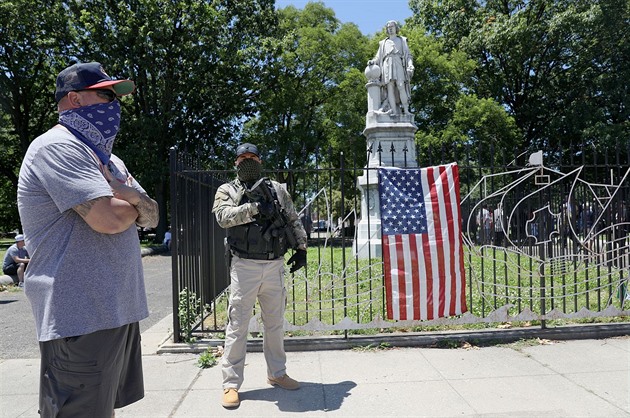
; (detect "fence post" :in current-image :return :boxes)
[538,186,547,329]
[169,146,181,342]
[340,151,348,339]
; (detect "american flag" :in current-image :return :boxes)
[379,163,467,320]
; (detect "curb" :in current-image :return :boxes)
[141,245,169,257]
[157,322,630,354]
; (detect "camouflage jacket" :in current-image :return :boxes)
[212,177,308,250]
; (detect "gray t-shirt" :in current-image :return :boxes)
[17,126,149,342]
[2,243,28,270]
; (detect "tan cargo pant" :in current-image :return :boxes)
[222,254,287,389]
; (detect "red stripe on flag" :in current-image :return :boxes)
[445,167,461,315]
[395,234,406,320]
[452,165,468,313]
[409,234,421,320]
[383,235,394,320]
[427,167,446,318]
[421,228,434,320]
[440,167,457,316]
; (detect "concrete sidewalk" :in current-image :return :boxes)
[1,314,629,417]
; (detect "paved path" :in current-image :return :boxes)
[2,321,629,417]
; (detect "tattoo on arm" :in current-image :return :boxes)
[73,195,158,229]
[134,194,159,228]
[73,196,109,218]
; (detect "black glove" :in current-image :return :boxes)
[257,201,275,219]
[287,249,307,273]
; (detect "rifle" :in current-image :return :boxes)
[247,178,298,249]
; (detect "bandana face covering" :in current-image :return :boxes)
[58,100,121,165]
[236,158,262,183]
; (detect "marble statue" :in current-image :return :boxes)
[366,20,414,115]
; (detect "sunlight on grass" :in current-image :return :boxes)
[200,241,630,336]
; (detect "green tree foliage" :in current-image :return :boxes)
[240,2,374,224]
[242,3,371,192]
[0,0,77,231]
[1,0,278,235]
[2,0,626,236]
[410,0,630,161]
[438,95,519,163]
[572,0,630,156]
[405,26,476,136]
[389,20,521,172]
[65,0,277,238]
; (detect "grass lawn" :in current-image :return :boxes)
[196,244,630,338]
[0,238,12,263]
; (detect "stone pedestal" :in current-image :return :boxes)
[364,113,418,167]
[355,167,381,258]
[354,111,418,258]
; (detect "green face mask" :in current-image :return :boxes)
[236,158,262,183]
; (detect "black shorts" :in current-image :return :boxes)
[38,322,144,418]
[3,264,18,276]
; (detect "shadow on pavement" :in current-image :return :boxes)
[240,381,357,413]
[0,299,18,305]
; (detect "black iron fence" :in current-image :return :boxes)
[170,142,630,342]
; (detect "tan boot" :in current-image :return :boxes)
[267,374,300,390]
[221,388,240,408]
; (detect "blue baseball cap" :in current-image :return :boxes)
[55,62,135,102]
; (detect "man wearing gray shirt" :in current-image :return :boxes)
[17,62,159,417]
[2,233,29,287]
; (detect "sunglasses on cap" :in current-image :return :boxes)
[74,89,117,102]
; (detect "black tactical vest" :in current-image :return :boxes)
[227,179,288,260]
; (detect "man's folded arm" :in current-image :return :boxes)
[133,193,159,229]
[74,196,139,234]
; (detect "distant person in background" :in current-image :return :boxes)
[163,227,172,249]
[2,234,29,287]
[493,204,504,246]
[336,216,343,237]
[17,62,159,417]
[300,214,312,240]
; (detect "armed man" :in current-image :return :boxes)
[212,142,308,409]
